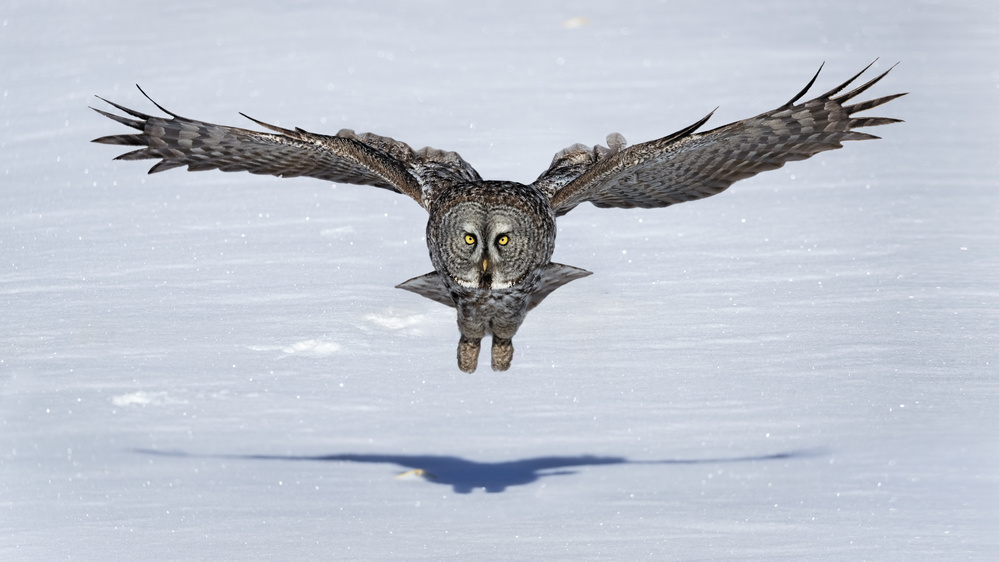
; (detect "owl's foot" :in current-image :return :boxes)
[491,337,513,371]
[457,336,481,373]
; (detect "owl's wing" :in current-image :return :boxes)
[541,62,905,216]
[91,88,482,210]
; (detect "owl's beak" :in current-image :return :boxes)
[479,257,492,289]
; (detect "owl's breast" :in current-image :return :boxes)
[449,282,538,338]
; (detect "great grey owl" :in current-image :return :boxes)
[92,62,904,373]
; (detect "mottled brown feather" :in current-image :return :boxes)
[543,62,905,215]
[92,89,482,210]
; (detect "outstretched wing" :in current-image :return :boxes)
[91,88,482,210]
[541,62,906,216]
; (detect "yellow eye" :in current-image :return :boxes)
[464,234,476,245]
[497,235,509,246]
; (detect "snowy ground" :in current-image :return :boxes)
[3,1,998,559]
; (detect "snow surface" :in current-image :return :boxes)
[2,0,998,559]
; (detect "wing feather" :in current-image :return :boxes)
[543,62,906,215]
[92,87,482,209]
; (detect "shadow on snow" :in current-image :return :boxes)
[133,448,825,494]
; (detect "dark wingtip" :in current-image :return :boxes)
[682,107,716,135]
[90,105,146,133]
[832,62,902,105]
[240,112,298,135]
[92,133,148,146]
[816,59,880,100]
[91,94,153,121]
[844,94,909,119]
[135,84,180,118]
[784,62,824,107]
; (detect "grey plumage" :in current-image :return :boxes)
[92,62,904,373]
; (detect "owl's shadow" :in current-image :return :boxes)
[133,449,823,494]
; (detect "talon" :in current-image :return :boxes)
[491,337,513,371]
[458,336,481,373]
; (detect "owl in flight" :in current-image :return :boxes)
[93,62,904,373]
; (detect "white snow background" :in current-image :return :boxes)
[2,1,998,559]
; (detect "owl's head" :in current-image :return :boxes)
[428,182,556,290]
